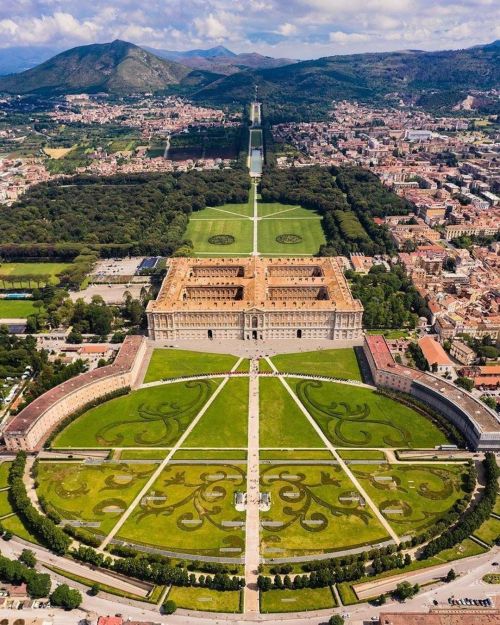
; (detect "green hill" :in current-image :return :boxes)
[0,39,193,95]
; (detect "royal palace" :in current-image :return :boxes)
[146,256,364,341]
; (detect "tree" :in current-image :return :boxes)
[162,599,177,614]
[393,581,419,601]
[329,616,345,625]
[67,328,83,344]
[455,376,474,392]
[89,583,100,596]
[445,568,456,582]
[50,584,82,610]
[27,573,51,598]
[18,550,36,568]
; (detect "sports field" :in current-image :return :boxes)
[117,463,246,556]
[0,262,71,287]
[53,380,220,447]
[353,463,467,536]
[36,461,156,534]
[260,464,389,557]
[269,348,362,380]
[144,349,239,382]
[291,379,449,448]
[0,300,37,318]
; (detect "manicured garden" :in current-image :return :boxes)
[117,463,246,556]
[0,262,72,288]
[53,380,220,448]
[144,349,239,382]
[269,348,362,380]
[291,379,449,448]
[258,215,325,255]
[167,586,242,612]
[260,464,389,557]
[183,377,249,448]
[473,516,500,546]
[185,214,253,256]
[259,377,324,448]
[353,463,468,536]
[260,586,336,612]
[36,461,157,534]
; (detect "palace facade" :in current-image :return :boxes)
[146,257,363,341]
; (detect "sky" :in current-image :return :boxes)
[1,0,499,58]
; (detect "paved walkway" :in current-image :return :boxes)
[99,357,244,550]
[244,358,260,613]
[264,357,400,544]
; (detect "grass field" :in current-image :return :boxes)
[0,300,37,318]
[53,380,220,448]
[167,586,241,612]
[259,377,325,448]
[339,450,387,461]
[117,463,246,556]
[144,349,238,382]
[0,262,71,287]
[259,359,274,372]
[291,379,449,448]
[258,216,325,255]
[1,514,40,544]
[260,464,388,557]
[473,516,500,546]
[261,587,336,613]
[0,462,12,489]
[36,462,157,534]
[183,377,248,448]
[270,349,362,380]
[185,215,253,256]
[118,450,170,460]
[353,463,467,536]
[173,450,247,460]
[259,449,333,460]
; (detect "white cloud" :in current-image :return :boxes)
[276,22,297,36]
[329,31,371,44]
[193,13,230,40]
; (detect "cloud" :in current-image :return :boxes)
[329,31,371,44]
[0,0,498,59]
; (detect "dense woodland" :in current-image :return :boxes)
[261,165,411,256]
[347,265,430,329]
[0,169,250,257]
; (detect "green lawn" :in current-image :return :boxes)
[258,216,325,255]
[259,377,325,448]
[234,359,250,373]
[0,491,13,518]
[144,349,239,382]
[173,449,247,460]
[53,380,220,447]
[0,462,12,489]
[183,377,249,448]
[291,379,449,448]
[167,586,241,613]
[1,514,40,544]
[250,129,263,148]
[260,449,333,460]
[0,300,37,318]
[473,516,500,546]
[260,464,388,557]
[261,587,336,613]
[258,202,315,219]
[118,450,170,460]
[0,262,72,288]
[36,462,157,534]
[270,349,362,381]
[186,215,253,256]
[339,450,387,461]
[259,359,274,373]
[353,463,467,536]
[117,463,246,556]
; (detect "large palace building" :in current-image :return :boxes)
[146,257,364,341]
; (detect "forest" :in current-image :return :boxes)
[0,169,250,257]
[260,165,410,255]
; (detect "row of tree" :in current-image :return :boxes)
[0,552,50,598]
[9,452,71,554]
[71,545,244,591]
[421,453,498,558]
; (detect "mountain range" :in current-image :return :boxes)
[0,39,498,117]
